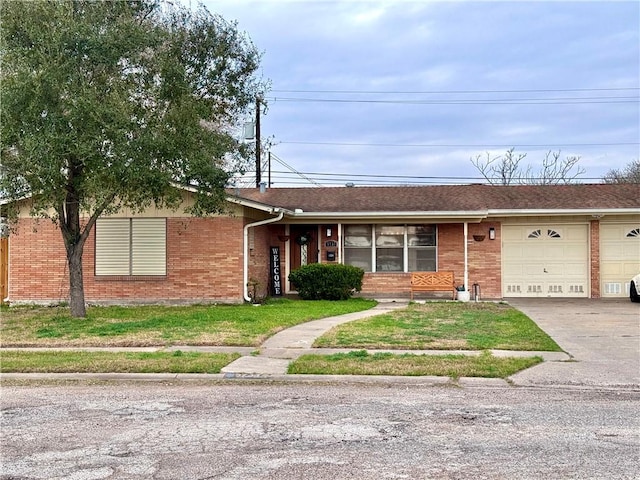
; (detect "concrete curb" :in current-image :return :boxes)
[3,372,638,392]
[0,372,515,389]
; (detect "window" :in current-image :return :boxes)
[95,218,166,276]
[343,224,436,272]
[408,225,437,271]
[376,225,404,271]
[344,225,372,271]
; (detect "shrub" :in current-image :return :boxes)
[288,264,364,300]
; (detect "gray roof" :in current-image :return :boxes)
[233,183,640,214]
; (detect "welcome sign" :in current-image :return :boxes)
[270,246,282,296]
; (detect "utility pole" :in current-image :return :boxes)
[255,96,261,188]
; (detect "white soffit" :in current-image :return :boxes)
[489,208,640,217]
[285,210,488,222]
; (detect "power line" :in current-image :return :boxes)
[270,152,323,186]
[269,170,482,180]
[266,96,638,106]
[271,87,640,95]
[237,169,611,184]
[278,141,639,148]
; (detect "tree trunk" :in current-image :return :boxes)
[59,154,91,318]
[67,243,86,318]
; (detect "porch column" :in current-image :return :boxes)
[337,223,342,264]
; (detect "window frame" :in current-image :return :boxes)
[342,224,437,273]
[343,224,373,272]
[95,218,167,277]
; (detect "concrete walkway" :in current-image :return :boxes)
[221,300,409,376]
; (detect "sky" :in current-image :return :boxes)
[197,0,639,187]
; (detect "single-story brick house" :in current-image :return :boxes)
[2,183,639,304]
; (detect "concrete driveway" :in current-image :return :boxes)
[508,298,640,389]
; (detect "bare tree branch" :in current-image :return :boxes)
[470,148,527,185]
[603,159,640,184]
[471,148,585,185]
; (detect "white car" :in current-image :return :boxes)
[631,273,640,303]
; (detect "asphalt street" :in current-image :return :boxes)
[1,382,639,480]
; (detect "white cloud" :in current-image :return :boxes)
[201,0,639,185]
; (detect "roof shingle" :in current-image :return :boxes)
[233,184,640,213]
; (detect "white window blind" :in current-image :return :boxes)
[132,219,166,275]
[96,218,166,276]
[95,219,131,275]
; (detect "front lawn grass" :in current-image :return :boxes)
[314,302,562,351]
[288,350,543,378]
[0,298,377,347]
[0,350,240,374]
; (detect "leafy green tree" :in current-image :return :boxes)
[1,0,265,317]
[603,159,640,184]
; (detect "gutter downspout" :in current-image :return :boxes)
[463,222,469,291]
[243,209,284,302]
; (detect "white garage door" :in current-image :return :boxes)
[503,224,589,297]
[600,223,640,297]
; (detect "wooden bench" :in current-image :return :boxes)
[410,271,456,300]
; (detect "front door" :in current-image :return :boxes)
[290,225,318,272]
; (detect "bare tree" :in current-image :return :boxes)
[471,149,585,185]
[602,159,640,184]
[525,150,585,184]
[471,148,527,185]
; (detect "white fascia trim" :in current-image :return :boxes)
[289,211,489,221]
[488,208,640,217]
[0,192,34,205]
[157,183,290,215]
[226,195,292,214]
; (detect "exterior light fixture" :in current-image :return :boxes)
[326,228,332,237]
[489,227,496,240]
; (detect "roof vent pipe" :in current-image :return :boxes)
[259,181,267,193]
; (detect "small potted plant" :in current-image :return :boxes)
[456,285,470,302]
[247,278,266,305]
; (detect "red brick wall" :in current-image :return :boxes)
[318,224,339,264]
[438,224,465,286]
[359,222,503,299]
[360,272,411,297]
[8,216,247,304]
[8,219,68,302]
[247,223,288,299]
[8,218,506,304]
[590,219,600,298]
[467,222,502,299]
